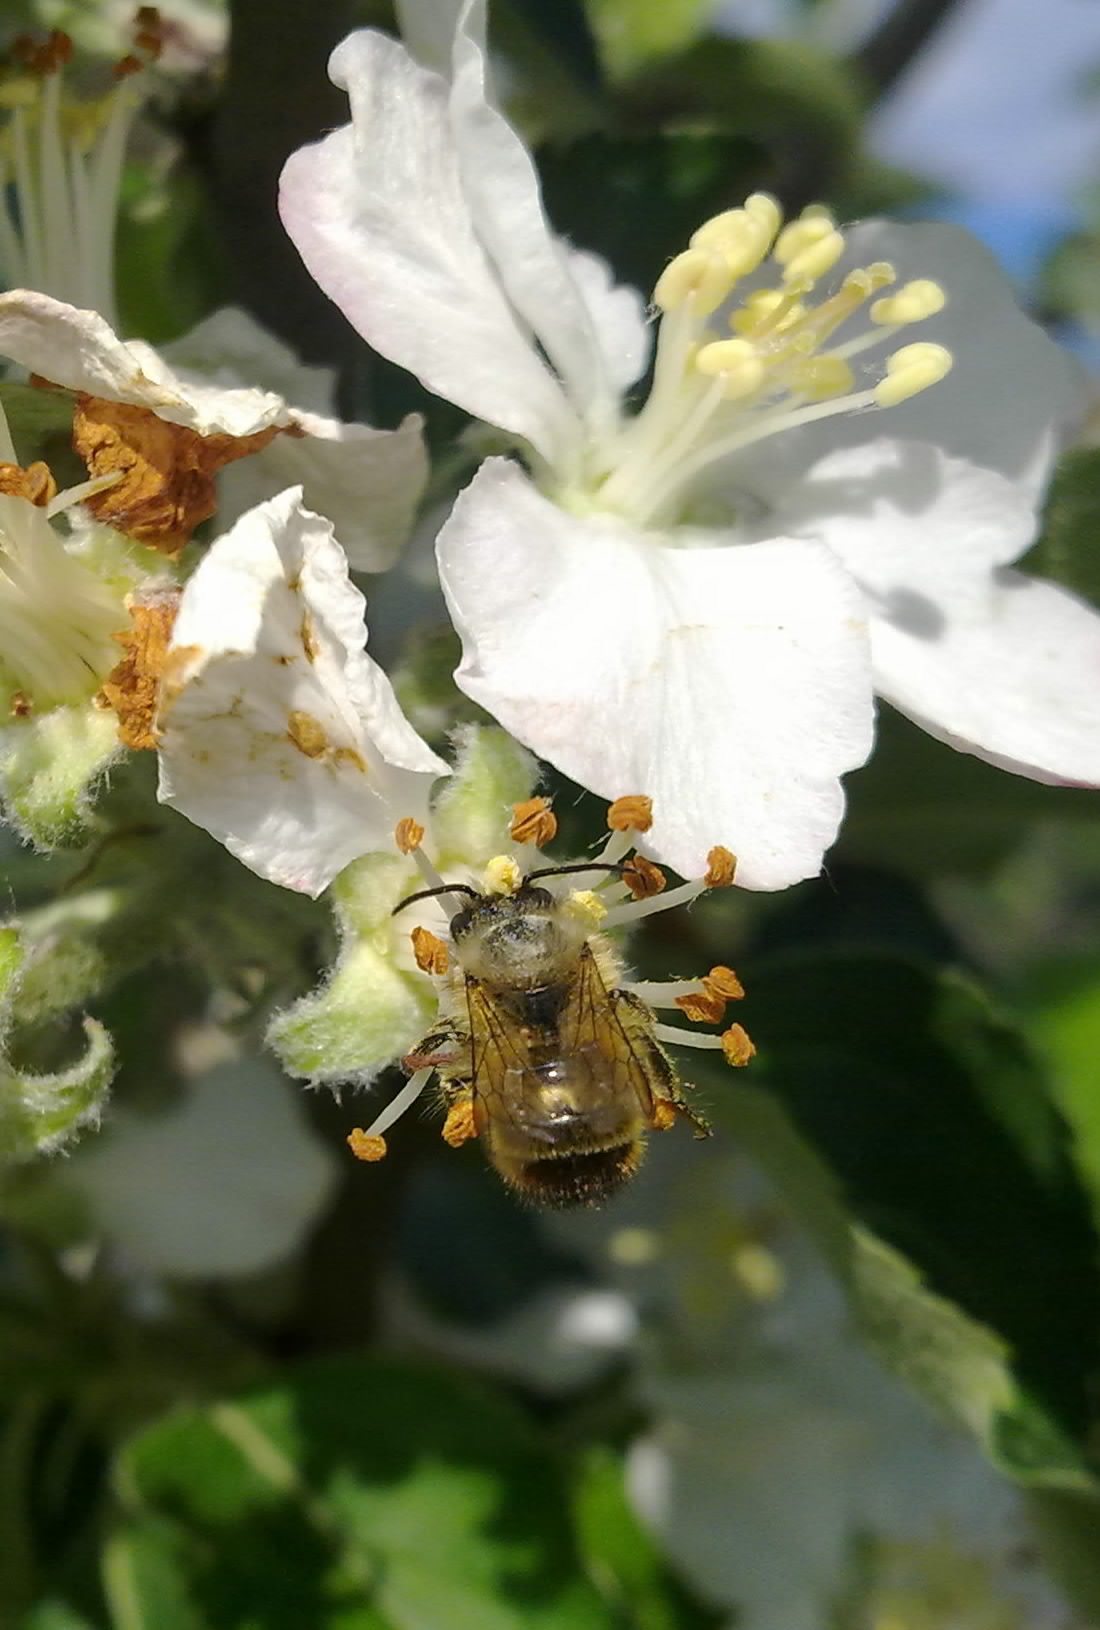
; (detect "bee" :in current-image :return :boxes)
[392,859,721,1210]
[345,801,751,1208]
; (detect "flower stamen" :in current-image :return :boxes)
[0,17,163,324]
[588,195,953,529]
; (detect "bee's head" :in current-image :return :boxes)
[451,885,583,987]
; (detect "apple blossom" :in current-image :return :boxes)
[155,485,450,896]
[280,0,1100,890]
[0,23,425,567]
[0,398,168,844]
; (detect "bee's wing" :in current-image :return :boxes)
[464,977,539,1115]
[557,945,658,1112]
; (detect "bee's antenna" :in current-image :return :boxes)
[392,883,482,916]
[524,862,628,884]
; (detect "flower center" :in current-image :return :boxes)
[0,13,164,326]
[583,194,952,530]
[0,411,127,709]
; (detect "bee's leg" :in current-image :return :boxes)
[612,989,712,1139]
[401,1024,465,1072]
[400,1026,479,1147]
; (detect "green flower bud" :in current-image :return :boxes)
[431,725,540,864]
[0,1017,115,1162]
[267,932,435,1086]
[0,704,122,849]
[267,728,541,1090]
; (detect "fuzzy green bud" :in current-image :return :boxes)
[431,725,541,864]
[0,704,121,849]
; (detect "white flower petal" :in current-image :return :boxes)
[758,438,1040,572]
[843,220,1086,484]
[215,412,427,573]
[158,487,447,895]
[69,1058,337,1279]
[279,31,578,466]
[161,305,339,415]
[564,246,651,394]
[771,441,1100,784]
[437,459,875,889]
[0,291,291,437]
[447,4,620,430]
[163,306,429,570]
[728,222,1083,498]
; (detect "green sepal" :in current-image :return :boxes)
[267,933,435,1086]
[0,1015,115,1163]
[430,724,541,863]
[0,705,122,851]
[267,729,541,1088]
[267,853,434,1086]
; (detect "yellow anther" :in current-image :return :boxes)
[347,1130,387,1162]
[607,795,652,833]
[743,191,782,239]
[566,888,607,927]
[773,205,835,265]
[483,854,522,895]
[394,816,424,854]
[694,338,766,399]
[874,342,953,407]
[690,197,778,276]
[622,853,666,899]
[653,247,734,316]
[790,355,855,399]
[510,796,557,847]
[410,926,449,976]
[781,227,845,286]
[720,1023,756,1067]
[704,846,737,887]
[869,278,946,326]
[689,209,748,252]
[731,288,805,337]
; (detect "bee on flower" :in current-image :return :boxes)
[346,795,753,1209]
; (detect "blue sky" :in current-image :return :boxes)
[721,0,1100,283]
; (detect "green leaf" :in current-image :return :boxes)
[102,1519,211,1630]
[21,1605,102,1630]
[1019,447,1100,616]
[113,1359,610,1630]
[626,35,862,152]
[711,949,1100,1486]
[1025,959,1100,1241]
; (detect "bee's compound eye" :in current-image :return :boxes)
[517,886,554,911]
[450,907,474,939]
